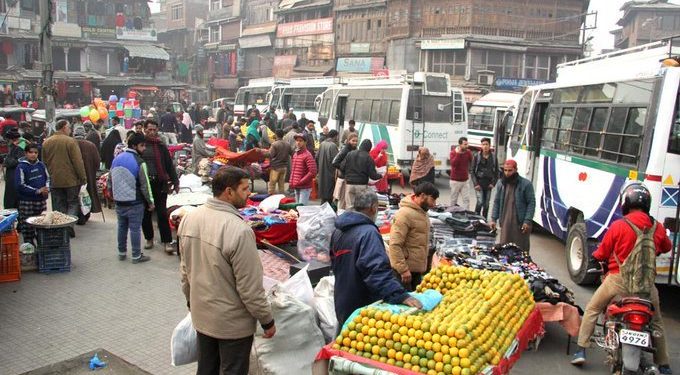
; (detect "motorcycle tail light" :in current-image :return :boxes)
[625,312,650,325]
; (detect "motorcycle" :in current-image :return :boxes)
[588,263,662,375]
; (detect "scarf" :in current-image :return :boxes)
[410,148,435,183]
[145,136,169,182]
[369,140,388,167]
[247,120,261,142]
[182,113,192,129]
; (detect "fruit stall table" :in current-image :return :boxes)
[316,307,544,375]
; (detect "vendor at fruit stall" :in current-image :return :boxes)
[330,189,422,329]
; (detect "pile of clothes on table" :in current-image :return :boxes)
[240,194,301,246]
[436,241,578,308]
[428,205,496,240]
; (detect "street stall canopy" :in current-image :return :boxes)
[124,45,170,61]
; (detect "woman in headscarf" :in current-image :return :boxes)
[369,140,389,193]
[409,147,436,187]
[245,118,261,150]
[179,111,193,144]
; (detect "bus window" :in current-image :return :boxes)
[469,106,494,131]
[584,107,608,157]
[356,100,372,122]
[614,79,654,103]
[556,108,574,151]
[670,94,680,154]
[407,89,423,120]
[512,92,532,143]
[602,107,628,162]
[541,107,560,148]
[389,101,400,125]
[569,107,592,153]
[346,99,357,120]
[582,83,615,103]
[378,100,390,124]
[620,107,647,164]
[371,100,381,122]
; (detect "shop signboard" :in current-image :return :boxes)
[82,26,116,39]
[350,43,370,54]
[494,77,548,91]
[272,55,297,78]
[277,17,333,38]
[116,27,157,41]
[421,39,465,50]
[336,57,384,73]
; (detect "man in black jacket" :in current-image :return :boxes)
[159,106,179,144]
[471,137,498,218]
[141,120,180,254]
[340,139,382,210]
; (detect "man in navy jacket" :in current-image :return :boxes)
[330,189,422,327]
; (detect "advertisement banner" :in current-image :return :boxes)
[277,17,333,38]
[350,43,370,54]
[494,77,548,91]
[116,27,157,41]
[421,39,465,50]
[273,55,297,78]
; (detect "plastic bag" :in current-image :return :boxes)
[313,276,338,343]
[281,264,315,309]
[369,166,387,185]
[79,184,92,216]
[249,288,325,375]
[296,203,336,263]
[170,312,198,366]
[260,194,286,213]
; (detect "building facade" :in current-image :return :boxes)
[205,0,242,99]
[239,0,278,80]
[273,0,334,78]
[0,0,182,107]
[611,0,680,50]
[333,0,387,76]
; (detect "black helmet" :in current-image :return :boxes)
[620,183,651,215]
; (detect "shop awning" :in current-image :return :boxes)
[130,85,159,91]
[292,64,334,76]
[238,35,272,49]
[468,42,527,52]
[242,22,277,36]
[125,45,170,61]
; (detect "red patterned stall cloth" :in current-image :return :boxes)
[315,307,545,375]
[253,222,297,246]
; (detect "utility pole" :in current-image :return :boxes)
[39,0,55,128]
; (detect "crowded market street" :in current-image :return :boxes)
[0,177,678,375]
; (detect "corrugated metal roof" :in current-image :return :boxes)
[125,45,170,61]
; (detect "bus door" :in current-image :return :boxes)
[494,108,514,165]
[282,91,292,112]
[407,89,425,161]
[335,95,348,133]
[528,97,551,182]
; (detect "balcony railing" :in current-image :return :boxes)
[207,6,234,22]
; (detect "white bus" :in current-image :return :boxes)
[269,77,334,126]
[317,72,467,174]
[234,78,288,118]
[506,39,680,286]
[467,92,522,151]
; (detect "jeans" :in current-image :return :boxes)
[295,188,311,205]
[268,167,287,195]
[475,186,493,219]
[116,203,145,259]
[51,186,81,217]
[142,179,173,244]
[577,273,669,365]
[196,331,253,375]
[162,132,178,145]
[449,180,470,210]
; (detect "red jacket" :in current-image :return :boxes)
[449,148,472,181]
[593,211,672,275]
[289,148,317,189]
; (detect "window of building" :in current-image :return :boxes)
[171,4,183,21]
[211,0,221,11]
[429,50,466,77]
[210,26,220,43]
[524,54,550,80]
[471,50,522,78]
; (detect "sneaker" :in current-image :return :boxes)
[571,348,586,366]
[144,240,154,249]
[660,365,673,375]
[118,254,127,261]
[132,254,151,264]
[164,243,175,254]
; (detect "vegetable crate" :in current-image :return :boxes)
[37,246,71,273]
[0,230,20,282]
[36,227,70,248]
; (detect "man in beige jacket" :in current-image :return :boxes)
[388,182,439,291]
[179,166,275,374]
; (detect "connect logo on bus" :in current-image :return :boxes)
[406,129,450,140]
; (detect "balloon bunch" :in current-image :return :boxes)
[79,92,142,125]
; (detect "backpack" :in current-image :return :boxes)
[614,218,658,297]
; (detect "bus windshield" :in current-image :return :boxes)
[670,92,680,154]
[469,105,495,131]
[235,87,271,106]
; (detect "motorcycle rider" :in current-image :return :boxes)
[571,183,672,374]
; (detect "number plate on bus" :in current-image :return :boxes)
[619,329,650,347]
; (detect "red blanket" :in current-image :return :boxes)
[315,307,545,375]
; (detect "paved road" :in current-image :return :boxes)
[0,176,678,374]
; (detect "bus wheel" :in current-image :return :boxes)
[565,222,597,285]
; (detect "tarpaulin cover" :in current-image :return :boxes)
[315,307,545,375]
[207,138,229,149]
[253,221,297,245]
[215,147,265,167]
